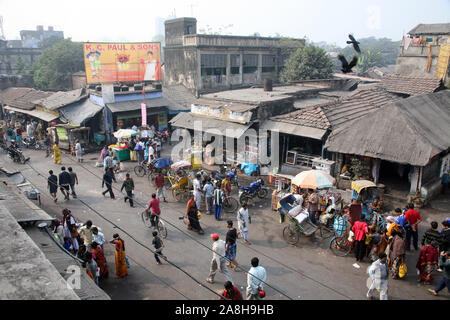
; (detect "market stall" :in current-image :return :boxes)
[270,173,295,211]
[110,129,138,161]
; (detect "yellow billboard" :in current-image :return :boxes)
[83,42,161,84]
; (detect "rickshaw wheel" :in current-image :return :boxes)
[329,237,352,257]
[148,172,157,185]
[283,225,299,245]
[173,189,185,202]
[134,165,146,177]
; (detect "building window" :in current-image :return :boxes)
[262,55,276,73]
[230,54,240,75]
[201,54,227,76]
[243,54,258,74]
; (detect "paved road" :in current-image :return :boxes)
[1,146,449,300]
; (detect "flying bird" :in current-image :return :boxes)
[337,55,358,74]
[347,34,361,54]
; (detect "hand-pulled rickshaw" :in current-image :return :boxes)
[278,194,318,245]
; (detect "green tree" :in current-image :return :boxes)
[357,49,385,74]
[280,44,334,82]
[32,38,84,91]
[340,37,400,66]
[15,56,26,74]
[38,35,64,49]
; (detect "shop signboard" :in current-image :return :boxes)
[141,103,147,127]
[83,42,162,84]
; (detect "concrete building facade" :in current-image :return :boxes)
[164,18,304,94]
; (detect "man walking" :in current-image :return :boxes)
[367,253,389,300]
[146,193,161,229]
[104,152,114,172]
[246,257,267,300]
[58,167,72,200]
[404,203,422,251]
[75,139,83,162]
[48,170,58,203]
[206,234,233,284]
[226,220,239,271]
[102,167,117,199]
[154,171,167,203]
[121,173,135,207]
[428,251,450,297]
[203,178,214,215]
[237,203,251,245]
[67,167,78,199]
[213,183,225,221]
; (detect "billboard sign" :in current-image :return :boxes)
[83,42,161,84]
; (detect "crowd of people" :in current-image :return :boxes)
[51,209,129,284]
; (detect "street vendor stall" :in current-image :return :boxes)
[270,173,295,211]
[48,125,91,152]
[110,129,138,161]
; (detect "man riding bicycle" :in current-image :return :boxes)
[146,193,161,229]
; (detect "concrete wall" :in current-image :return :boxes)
[0,47,42,74]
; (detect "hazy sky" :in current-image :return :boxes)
[1,0,449,46]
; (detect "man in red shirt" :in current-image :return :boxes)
[154,172,167,202]
[352,220,369,262]
[146,193,161,229]
[404,203,422,251]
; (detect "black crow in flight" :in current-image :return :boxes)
[347,34,361,54]
[337,55,358,74]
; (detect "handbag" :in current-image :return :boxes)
[125,257,130,269]
[399,262,407,278]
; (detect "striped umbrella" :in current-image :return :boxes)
[292,170,336,190]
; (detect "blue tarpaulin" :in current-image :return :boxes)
[241,162,259,176]
[154,157,172,169]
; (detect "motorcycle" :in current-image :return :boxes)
[23,136,43,150]
[8,147,27,164]
[238,178,268,205]
[211,164,239,188]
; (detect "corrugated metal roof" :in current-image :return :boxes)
[32,88,87,111]
[169,112,252,139]
[408,23,450,35]
[59,98,103,126]
[381,75,443,96]
[107,97,171,113]
[260,119,327,140]
[4,105,59,122]
[325,90,450,166]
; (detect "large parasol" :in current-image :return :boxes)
[292,169,336,190]
[113,129,137,139]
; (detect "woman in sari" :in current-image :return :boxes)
[390,230,406,279]
[416,241,439,284]
[53,143,62,164]
[186,194,204,234]
[91,241,109,280]
[110,233,128,278]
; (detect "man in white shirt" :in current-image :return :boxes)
[132,125,137,131]
[149,143,155,160]
[193,174,203,210]
[91,227,106,249]
[246,257,267,300]
[237,203,251,245]
[206,234,233,284]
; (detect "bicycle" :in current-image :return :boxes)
[141,211,167,239]
[329,233,352,257]
[222,195,239,214]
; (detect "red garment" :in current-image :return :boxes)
[405,209,422,231]
[155,174,165,188]
[352,221,368,241]
[220,286,242,300]
[416,245,438,269]
[146,198,161,215]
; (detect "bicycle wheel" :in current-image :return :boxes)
[158,220,168,239]
[240,195,254,206]
[283,225,299,245]
[316,225,335,239]
[223,197,239,213]
[329,237,352,257]
[173,189,185,202]
[141,211,152,228]
[134,165,146,177]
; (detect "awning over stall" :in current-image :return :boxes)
[260,119,327,140]
[59,99,103,126]
[169,112,252,139]
[107,97,172,113]
[4,105,59,122]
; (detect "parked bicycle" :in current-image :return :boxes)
[141,211,167,239]
[329,233,352,257]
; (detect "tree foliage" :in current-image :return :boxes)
[357,49,385,74]
[339,37,400,66]
[32,39,84,91]
[38,35,64,49]
[280,44,334,82]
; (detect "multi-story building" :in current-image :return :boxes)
[396,23,450,82]
[20,25,64,48]
[163,17,304,94]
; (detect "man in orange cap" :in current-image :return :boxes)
[206,233,233,284]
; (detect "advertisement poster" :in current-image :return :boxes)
[141,103,147,127]
[83,42,161,84]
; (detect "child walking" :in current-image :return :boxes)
[152,231,167,265]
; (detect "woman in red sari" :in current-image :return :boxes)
[416,241,439,284]
[91,241,109,280]
[110,233,128,278]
